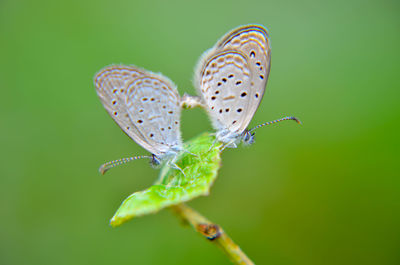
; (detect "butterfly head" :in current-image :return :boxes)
[150,154,162,167]
[241,130,255,145]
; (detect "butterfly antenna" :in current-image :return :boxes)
[99,155,150,175]
[249,116,302,132]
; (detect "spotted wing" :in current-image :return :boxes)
[94,65,182,156]
[195,25,271,133]
[196,51,252,133]
[124,75,182,156]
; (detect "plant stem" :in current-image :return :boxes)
[171,203,254,265]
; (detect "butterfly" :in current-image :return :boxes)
[94,65,184,174]
[194,24,300,148]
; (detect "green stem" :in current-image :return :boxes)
[171,204,254,265]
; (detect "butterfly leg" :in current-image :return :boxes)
[208,138,220,152]
[219,140,237,152]
[183,149,198,157]
[167,161,187,178]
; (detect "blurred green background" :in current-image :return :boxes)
[1,0,399,264]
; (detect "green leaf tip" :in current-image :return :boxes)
[110,133,221,227]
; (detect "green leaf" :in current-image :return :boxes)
[110,133,221,227]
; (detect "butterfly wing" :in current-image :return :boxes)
[94,65,182,156]
[217,25,271,132]
[196,50,252,133]
[125,74,182,155]
[195,25,271,134]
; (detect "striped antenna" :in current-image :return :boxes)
[99,155,151,175]
[249,116,301,132]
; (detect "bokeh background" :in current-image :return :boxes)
[1,0,399,264]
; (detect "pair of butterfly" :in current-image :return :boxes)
[94,24,300,175]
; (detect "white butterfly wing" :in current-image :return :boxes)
[217,25,271,131]
[95,65,182,156]
[195,25,271,134]
[125,75,182,155]
[196,51,252,133]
